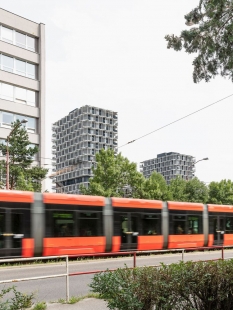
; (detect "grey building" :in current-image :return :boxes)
[0,9,45,181]
[140,152,195,184]
[51,105,118,193]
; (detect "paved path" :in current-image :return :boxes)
[44,298,109,310]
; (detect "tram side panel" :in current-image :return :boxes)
[42,194,106,256]
[111,198,163,252]
[167,201,205,249]
[0,191,34,258]
[208,204,233,246]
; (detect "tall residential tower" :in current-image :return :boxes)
[0,9,45,171]
[51,105,118,193]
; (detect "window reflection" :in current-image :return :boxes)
[52,212,74,237]
[142,214,161,235]
[225,218,233,234]
[79,213,101,237]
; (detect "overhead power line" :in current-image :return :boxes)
[118,93,233,149]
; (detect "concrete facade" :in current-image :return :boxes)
[140,152,195,184]
[0,9,45,180]
[51,105,118,194]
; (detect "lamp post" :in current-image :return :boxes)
[6,119,28,190]
[194,157,209,165]
[187,157,209,181]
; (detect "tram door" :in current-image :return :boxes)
[119,213,139,251]
[213,216,225,245]
[0,209,28,257]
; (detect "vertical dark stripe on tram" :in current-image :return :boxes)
[103,198,113,252]
[203,204,209,246]
[162,201,169,249]
[31,193,45,256]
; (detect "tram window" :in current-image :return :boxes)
[79,212,102,237]
[52,212,74,237]
[188,216,201,234]
[0,213,5,249]
[142,214,161,235]
[225,217,233,234]
[173,216,186,234]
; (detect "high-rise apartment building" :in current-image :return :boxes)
[0,9,45,172]
[51,105,118,193]
[140,152,195,184]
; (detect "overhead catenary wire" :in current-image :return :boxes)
[118,93,233,149]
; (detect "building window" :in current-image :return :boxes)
[2,112,13,125]
[1,83,13,101]
[1,26,13,43]
[16,59,26,76]
[0,111,37,133]
[0,25,37,52]
[0,54,37,79]
[2,54,13,72]
[15,31,26,48]
[0,83,37,106]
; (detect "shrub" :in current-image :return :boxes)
[0,286,34,310]
[90,260,233,310]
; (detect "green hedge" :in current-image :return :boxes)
[90,260,233,310]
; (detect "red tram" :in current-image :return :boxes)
[0,191,233,257]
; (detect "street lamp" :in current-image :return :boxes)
[6,119,28,190]
[187,157,209,181]
[194,157,209,165]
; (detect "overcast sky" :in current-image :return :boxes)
[1,0,232,189]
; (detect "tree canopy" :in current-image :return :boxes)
[208,179,233,204]
[165,0,233,83]
[80,148,145,198]
[0,121,47,191]
[80,148,233,205]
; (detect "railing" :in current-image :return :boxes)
[0,246,232,303]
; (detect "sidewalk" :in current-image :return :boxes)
[44,298,109,310]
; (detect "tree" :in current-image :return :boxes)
[208,179,233,204]
[168,176,209,203]
[15,172,34,191]
[0,121,47,191]
[185,177,209,203]
[80,148,145,198]
[168,176,188,201]
[143,172,171,200]
[165,0,233,83]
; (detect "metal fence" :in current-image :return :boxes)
[0,246,231,302]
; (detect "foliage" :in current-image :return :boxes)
[165,0,233,83]
[0,286,34,310]
[33,302,47,310]
[169,176,209,203]
[80,149,145,198]
[90,259,233,310]
[168,176,188,201]
[0,121,47,191]
[184,177,209,203]
[15,172,34,192]
[208,179,233,204]
[143,172,171,200]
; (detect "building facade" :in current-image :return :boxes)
[51,105,118,193]
[140,152,195,184]
[0,9,45,173]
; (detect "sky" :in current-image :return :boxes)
[0,0,232,189]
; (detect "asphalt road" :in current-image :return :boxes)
[0,249,232,303]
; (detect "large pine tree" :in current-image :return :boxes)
[0,121,47,191]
